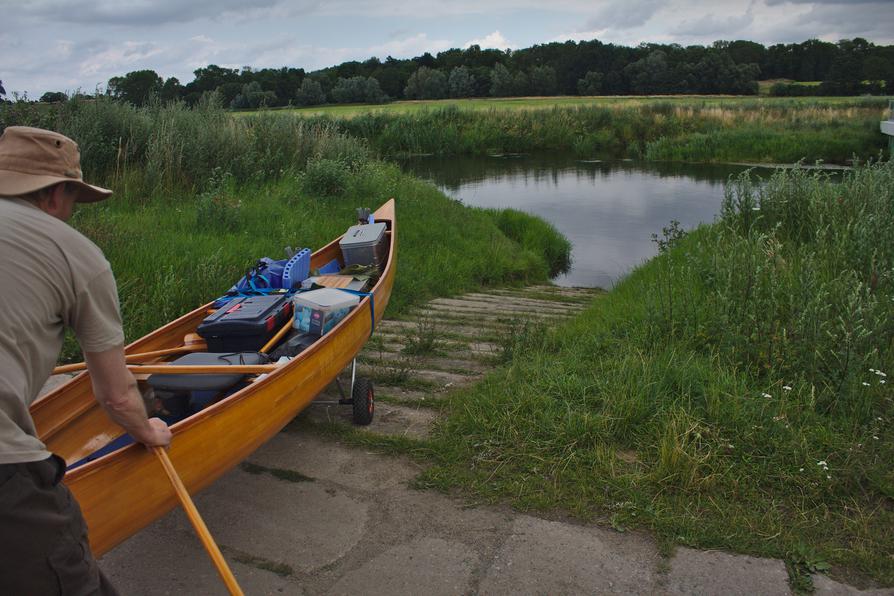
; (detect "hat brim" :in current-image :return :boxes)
[0,169,112,203]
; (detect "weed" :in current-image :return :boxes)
[402,318,442,356]
[496,318,548,363]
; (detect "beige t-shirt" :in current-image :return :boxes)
[0,198,124,464]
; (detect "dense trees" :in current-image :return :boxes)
[39,91,67,103]
[404,67,448,99]
[295,78,326,106]
[87,36,890,108]
[329,76,388,104]
[448,66,476,98]
[107,69,163,106]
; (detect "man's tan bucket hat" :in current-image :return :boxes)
[0,126,112,203]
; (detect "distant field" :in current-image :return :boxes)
[236,94,881,118]
[757,79,822,95]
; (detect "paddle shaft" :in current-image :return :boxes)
[53,344,206,374]
[153,447,244,596]
[260,316,294,354]
[128,364,277,374]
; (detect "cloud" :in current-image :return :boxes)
[764,0,881,4]
[12,0,302,27]
[669,9,755,37]
[585,0,664,30]
[464,31,513,50]
[368,33,454,58]
[752,1,894,43]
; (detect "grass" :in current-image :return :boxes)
[420,162,894,587]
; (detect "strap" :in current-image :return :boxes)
[334,289,375,337]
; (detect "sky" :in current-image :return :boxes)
[2,0,892,98]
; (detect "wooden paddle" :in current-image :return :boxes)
[53,334,208,374]
[127,364,277,375]
[153,446,244,596]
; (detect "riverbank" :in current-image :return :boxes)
[281,96,890,165]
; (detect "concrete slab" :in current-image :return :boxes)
[100,515,295,596]
[812,574,894,595]
[360,402,436,438]
[248,428,422,491]
[665,547,791,596]
[478,515,661,595]
[301,400,436,438]
[189,468,369,574]
[327,537,478,596]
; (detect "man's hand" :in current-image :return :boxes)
[84,346,173,448]
[144,417,172,448]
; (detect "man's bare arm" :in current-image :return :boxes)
[84,346,171,447]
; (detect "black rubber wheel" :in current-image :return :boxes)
[352,377,374,425]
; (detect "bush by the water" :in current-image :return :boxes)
[424,162,894,584]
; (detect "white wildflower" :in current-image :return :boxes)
[873,436,879,440]
[762,392,772,398]
[782,385,792,391]
[817,460,827,467]
[827,475,831,480]
[799,467,804,472]
[862,382,871,386]
[881,380,887,385]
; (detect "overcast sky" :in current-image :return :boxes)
[2,0,892,97]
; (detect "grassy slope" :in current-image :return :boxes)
[64,163,563,360]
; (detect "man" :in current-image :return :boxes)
[0,126,171,594]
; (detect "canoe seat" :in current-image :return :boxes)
[147,352,268,393]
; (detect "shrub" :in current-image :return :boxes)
[300,158,350,197]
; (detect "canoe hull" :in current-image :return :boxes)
[31,200,396,556]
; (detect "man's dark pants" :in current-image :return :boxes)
[0,455,119,595]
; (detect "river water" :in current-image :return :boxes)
[401,154,767,289]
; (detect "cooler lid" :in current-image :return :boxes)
[292,288,360,309]
[339,222,386,249]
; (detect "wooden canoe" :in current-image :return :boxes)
[30,199,396,556]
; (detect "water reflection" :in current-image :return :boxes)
[401,154,768,289]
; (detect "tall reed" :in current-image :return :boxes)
[296,97,889,164]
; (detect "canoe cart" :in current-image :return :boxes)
[316,357,375,426]
[31,199,397,558]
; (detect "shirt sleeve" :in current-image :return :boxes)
[70,268,125,353]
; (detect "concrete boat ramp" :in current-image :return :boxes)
[51,286,888,594]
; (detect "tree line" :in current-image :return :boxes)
[14,37,894,108]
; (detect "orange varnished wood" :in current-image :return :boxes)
[30,199,396,556]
